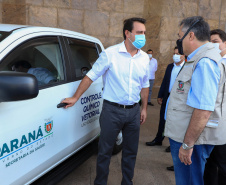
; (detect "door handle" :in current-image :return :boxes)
[57,103,68,108]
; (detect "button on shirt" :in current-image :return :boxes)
[86,42,150,105]
[149,58,158,79]
[165,43,220,120]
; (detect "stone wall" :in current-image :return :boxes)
[0,0,225,98]
[143,0,226,98]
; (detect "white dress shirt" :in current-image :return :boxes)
[149,57,158,79]
[87,42,150,105]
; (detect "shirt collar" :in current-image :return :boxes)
[173,60,185,67]
[187,43,208,61]
[119,41,141,56]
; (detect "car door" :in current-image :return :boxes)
[0,35,101,185]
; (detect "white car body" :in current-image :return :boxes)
[0,25,104,185]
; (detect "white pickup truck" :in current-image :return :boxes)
[0,24,122,185]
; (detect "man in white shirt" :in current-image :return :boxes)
[62,17,149,185]
[147,49,157,106]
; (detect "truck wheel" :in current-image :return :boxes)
[112,131,123,155]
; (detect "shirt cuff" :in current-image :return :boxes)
[86,69,98,82]
[142,84,150,88]
[186,101,215,111]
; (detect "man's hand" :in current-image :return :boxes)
[179,146,193,165]
[140,109,147,125]
[61,97,78,109]
[157,98,162,105]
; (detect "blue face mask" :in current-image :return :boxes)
[129,32,146,49]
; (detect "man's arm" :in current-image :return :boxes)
[140,87,149,125]
[179,108,212,165]
[62,76,93,108]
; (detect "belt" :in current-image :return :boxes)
[104,100,137,109]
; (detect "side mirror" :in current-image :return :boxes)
[0,71,39,102]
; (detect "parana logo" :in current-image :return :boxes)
[45,121,53,133]
[0,126,43,158]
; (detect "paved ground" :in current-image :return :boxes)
[57,100,176,185]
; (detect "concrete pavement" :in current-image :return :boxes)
[57,100,175,185]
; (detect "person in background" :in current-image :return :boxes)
[12,60,56,85]
[204,29,226,185]
[147,49,157,106]
[146,46,185,172]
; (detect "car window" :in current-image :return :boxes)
[67,38,99,77]
[0,37,65,88]
[96,43,102,54]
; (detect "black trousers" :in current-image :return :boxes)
[155,103,166,142]
[94,101,140,185]
[204,144,226,185]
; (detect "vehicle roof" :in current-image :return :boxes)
[0,24,102,44]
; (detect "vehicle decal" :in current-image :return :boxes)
[81,92,102,126]
[0,121,53,168]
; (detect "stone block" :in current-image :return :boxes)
[2,0,26,4]
[97,36,123,48]
[2,4,27,24]
[221,0,226,14]
[145,39,160,54]
[123,13,144,21]
[208,19,220,30]
[198,0,221,20]
[143,0,161,17]
[181,2,198,18]
[159,17,181,40]
[84,10,109,37]
[58,9,84,33]
[44,0,70,7]
[124,0,144,15]
[98,0,123,12]
[109,12,124,37]
[29,6,57,27]
[26,0,43,6]
[145,17,161,40]
[159,40,171,54]
[71,0,97,10]
[0,4,2,22]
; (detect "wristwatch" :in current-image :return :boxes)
[182,143,194,150]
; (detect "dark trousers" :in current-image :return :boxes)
[94,101,140,185]
[155,103,166,142]
[204,144,226,185]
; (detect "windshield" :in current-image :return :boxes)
[0,31,11,42]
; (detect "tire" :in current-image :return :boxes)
[112,131,123,155]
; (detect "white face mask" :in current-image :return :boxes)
[148,54,152,58]
[173,54,181,63]
[212,43,221,53]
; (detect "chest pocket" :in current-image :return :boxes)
[175,64,193,96]
[170,64,193,113]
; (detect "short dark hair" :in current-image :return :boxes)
[174,46,178,50]
[13,60,31,69]
[147,49,153,53]
[180,16,210,42]
[210,29,226,42]
[123,17,146,40]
